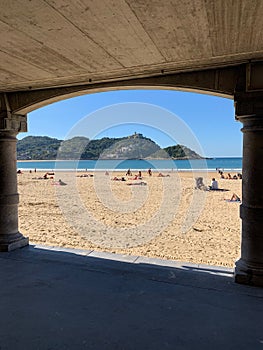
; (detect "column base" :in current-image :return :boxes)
[235,258,263,287]
[0,233,29,252]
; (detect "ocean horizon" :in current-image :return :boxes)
[17,157,242,172]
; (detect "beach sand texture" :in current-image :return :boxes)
[18,171,241,267]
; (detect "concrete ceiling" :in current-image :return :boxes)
[0,0,263,92]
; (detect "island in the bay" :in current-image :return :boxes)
[17,132,205,160]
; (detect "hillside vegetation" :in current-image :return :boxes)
[17,133,203,160]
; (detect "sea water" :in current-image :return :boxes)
[17,157,242,172]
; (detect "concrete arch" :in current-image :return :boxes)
[7,65,241,115]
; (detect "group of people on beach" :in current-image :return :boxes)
[17,168,37,174]
[216,168,242,180]
[112,169,144,183]
[195,175,241,202]
[126,168,152,177]
[25,170,68,186]
[112,168,171,181]
[110,168,172,185]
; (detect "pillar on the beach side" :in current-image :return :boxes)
[234,91,263,286]
[0,102,28,251]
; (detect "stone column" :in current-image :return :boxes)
[0,112,28,251]
[234,92,263,286]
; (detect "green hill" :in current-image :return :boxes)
[17,133,203,160]
[163,145,203,159]
[99,134,160,159]
[17,136,61,160]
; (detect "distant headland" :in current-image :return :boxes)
[17,133,206,160]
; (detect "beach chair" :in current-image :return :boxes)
[195,177,207,190]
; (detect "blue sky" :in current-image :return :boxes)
[22,89,242,157]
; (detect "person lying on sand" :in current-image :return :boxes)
[129,172,143,180]
[77,174,89,177]
[33,172,53,180]
[127,181,147,186]
[52,179,67,186]
[112,177,126,181]
[157,172,170,177]
[225,193,241,202]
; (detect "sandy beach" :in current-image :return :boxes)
[18,170,242,267]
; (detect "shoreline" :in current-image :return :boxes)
[16,158,243,173]
[16,168,242,173]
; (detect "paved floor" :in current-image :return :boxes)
[0,245,263,350]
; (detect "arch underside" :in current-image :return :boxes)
[4,65,244,115]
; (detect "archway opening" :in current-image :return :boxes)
[17,89,242,267]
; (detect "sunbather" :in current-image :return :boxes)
[225,193,241,202]
[127,181,147,186]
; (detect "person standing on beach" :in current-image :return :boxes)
[148,168,152,176]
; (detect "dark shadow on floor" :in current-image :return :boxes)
[0,246,263,350]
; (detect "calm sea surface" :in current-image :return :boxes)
[17,158,242,171]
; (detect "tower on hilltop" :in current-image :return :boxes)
[132,132,143,139]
